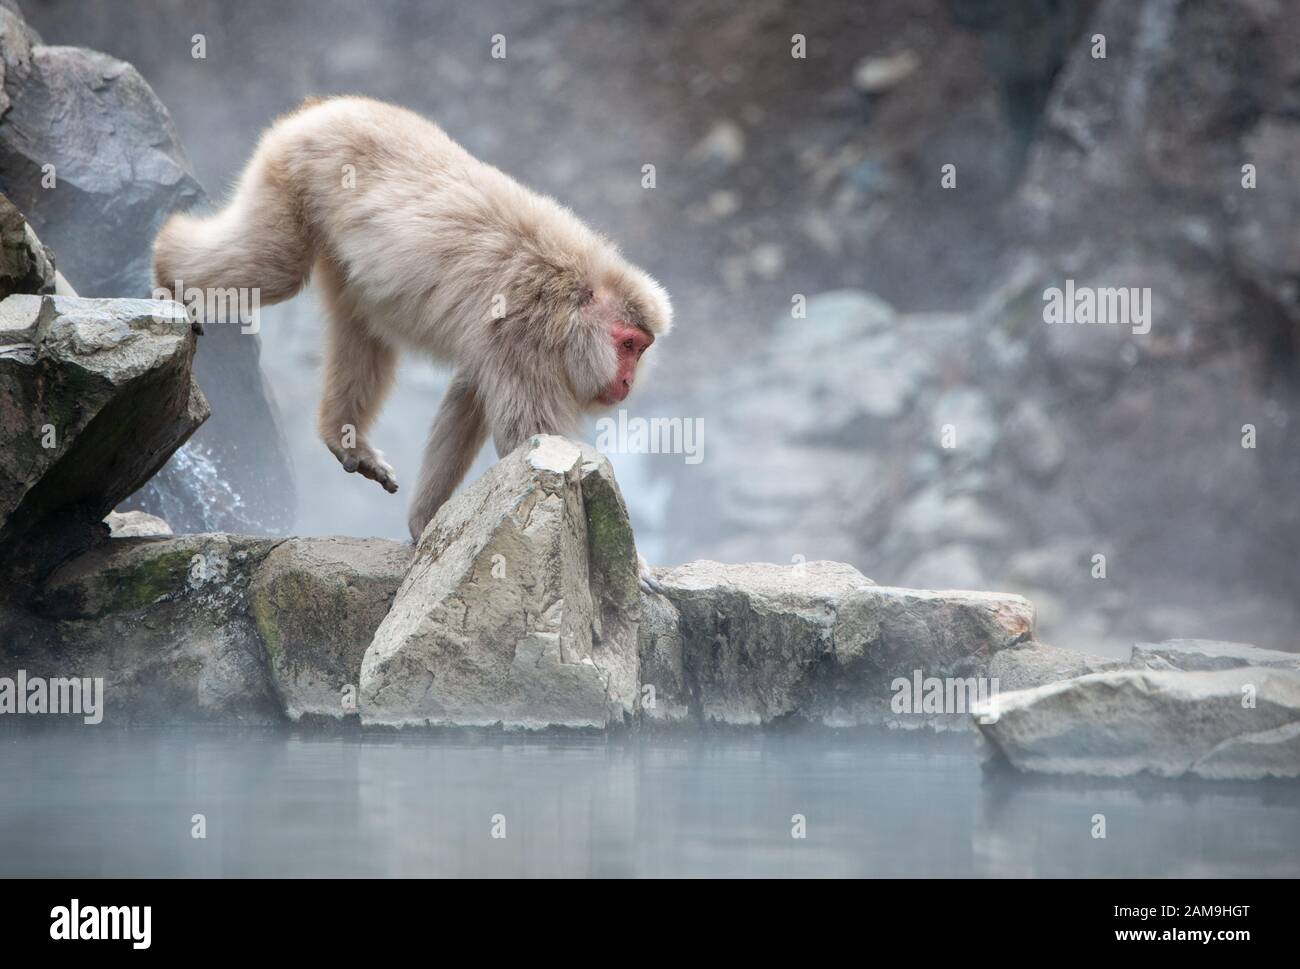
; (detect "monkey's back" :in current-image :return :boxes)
[263,96,613,362]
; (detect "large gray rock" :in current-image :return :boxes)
[975,667,1300,780]
[360,436,642,730]
[0,4,293,534]
[0,294,206,574]
[642,560,1035,728]
[249,537,410,720]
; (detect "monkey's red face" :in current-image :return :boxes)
[596,322,654,406]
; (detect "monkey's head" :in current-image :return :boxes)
[563,263,672,412]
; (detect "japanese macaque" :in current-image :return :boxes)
[153,96,671,582]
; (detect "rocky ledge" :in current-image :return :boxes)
[0,293,1296,784]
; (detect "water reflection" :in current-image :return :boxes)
[1,727,1296,877]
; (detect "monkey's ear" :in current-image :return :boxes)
[575,286,595,308]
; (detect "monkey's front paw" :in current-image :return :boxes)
[341,449,399,494]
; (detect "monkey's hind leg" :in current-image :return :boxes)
[153,142,314,306]
[407,371,488,541]
[316,265,399,493]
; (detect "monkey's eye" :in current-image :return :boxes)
[622,339,636,351]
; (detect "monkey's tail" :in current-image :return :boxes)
[152,149,314,306]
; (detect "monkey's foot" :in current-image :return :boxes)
[637,551,664,595]
[339,447,399,494]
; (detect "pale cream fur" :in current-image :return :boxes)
[153,96,671,541]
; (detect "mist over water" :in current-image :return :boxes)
[4,727,1297,878]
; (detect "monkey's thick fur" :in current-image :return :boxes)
[154,96,671,542]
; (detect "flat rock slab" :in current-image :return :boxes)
[975,667,1300,780]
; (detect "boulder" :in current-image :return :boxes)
[0,294,206,575]
[1131,638,1300,673]
[360,436,642,730]
[0,3,293,534]
[249,537,409,720]
[974,667,1300,779]
[642,560,1035,728]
